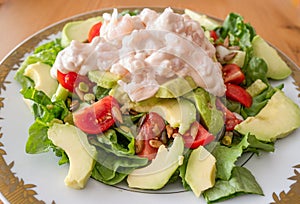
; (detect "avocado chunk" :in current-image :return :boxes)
[252,35,292,80]
[246,79,268,97]
[155,76,197,98]
[151,98,197,134]
[48,123,97,189]
[184,9,220,30]
[185,146,216,197]
[228,50,246,67]
[128,96,163,113]
[52,84,69,102]
[88,70,120,89]
[61,16,102,47]
[23,62,58,97]
[127,136,184,190]
[235,90,300,142]
[185,88,224,136]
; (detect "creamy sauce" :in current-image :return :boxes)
[52,8,225,102]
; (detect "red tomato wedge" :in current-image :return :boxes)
[73,96,120,134]
[136,112,166,160]
[222,64,245,85]
[137,140,158,161]
[216,99,243,131]
[183,121,215,149]
[210,30,218,42]
[57,70,78,92]
[225,83,252,108]
[57,70,95,93]
[88,22,102,42]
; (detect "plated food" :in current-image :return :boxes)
[13,7,300,203]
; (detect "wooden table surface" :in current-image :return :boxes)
[0,0,300,67]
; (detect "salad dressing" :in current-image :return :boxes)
[52,8,225,102]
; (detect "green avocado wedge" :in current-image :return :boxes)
[235,90,300,142]
[252,35,292,80]
[126,136,184,190]
[48,123,97,189]
[61,16,102,47]
[185,146,216,197]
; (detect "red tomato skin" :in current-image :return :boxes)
[57,70,95,93]
[137,141,158,160]
[57,70,78,92]
[73,96,119,134]
[183,121,215,149]
[225,83,252,108]
[210,30,218,42]
[136,112,166,160]
[88,22,102,42]
[222,64,245,85]
[216,99,243,131]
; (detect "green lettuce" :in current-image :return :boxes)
[203,166,263,203]
[241,84,284,118]
[14,39,63,89]
[211,134,249,180]
[21,87,70,164]
[89,131,148,185]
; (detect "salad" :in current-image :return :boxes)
[14,7,300,203]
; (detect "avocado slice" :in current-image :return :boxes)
[61,16,103,47]
[184,9,220,30]
[155,76,197,98]
[151,98,197,134]
[252,35,292,80]
[48,123,97,189]
[127,136,184,190]
[185,146,216,197]
[23,62,58,97]
[246,79,268,97]
[235,90,300,142]
[185,88,224,136]
[228,50,246,67]
[88,70,120,89]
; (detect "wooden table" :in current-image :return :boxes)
[0,0,300,67]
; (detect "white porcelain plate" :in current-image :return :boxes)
[0,7,300,204]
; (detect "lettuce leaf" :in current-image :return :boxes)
[89,134,148,185]
[15,39,63,89]
[178,149,192,190]
[203,166,263,203]
[241,84,283,118]
[21,86,70,166]
[211,134,249,180]
[96,128,135,155]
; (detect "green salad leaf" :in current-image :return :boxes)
[26,118,52,154]
[89,134,148,185]
[179,149,192,191]
[244,56,268,86]
[220,13,256,51]
[211,134,249,180]
[203,166,263,203]
[14,39,63,89]
[241,84,284,118]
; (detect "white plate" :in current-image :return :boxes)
[1,8,300,204]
